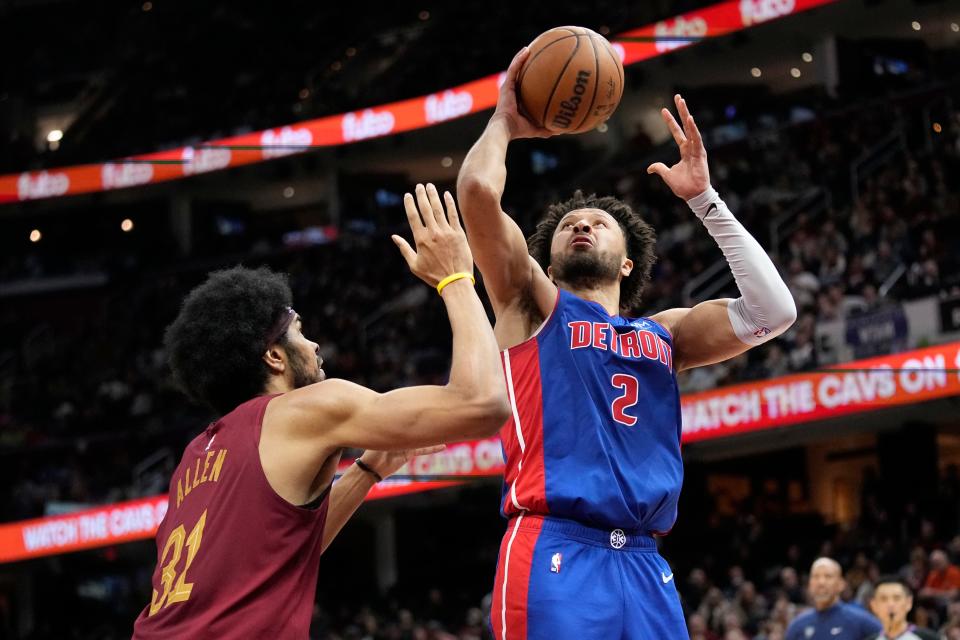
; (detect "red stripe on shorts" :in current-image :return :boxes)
[491,514,543,640]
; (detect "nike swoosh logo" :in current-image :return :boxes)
[661,572,674,584]
[706,202,719,217]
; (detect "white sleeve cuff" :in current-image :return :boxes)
[686,186,721,220]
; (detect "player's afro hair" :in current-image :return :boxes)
[526,190,657,314]
[164,266,293,414]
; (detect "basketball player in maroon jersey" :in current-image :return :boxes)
[132,184,509,638]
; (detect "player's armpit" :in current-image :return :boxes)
[272,378,509,454]
[652,299,752,372]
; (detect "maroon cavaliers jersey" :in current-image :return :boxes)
[132,394,329,638]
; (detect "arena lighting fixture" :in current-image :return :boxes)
[418,10,429,20]
[911,21,921,31]
[283,186,295,198]
[790,67,802,78]
[440,156,453,167]
[951,23,959,32]
[46,130,63,143]
[802,52,813,62]
[121,218,134,232]
[750,67,762,77]
[29,229,41,242]
[597,123,609,133]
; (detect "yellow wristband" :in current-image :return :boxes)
[436,272,475,295]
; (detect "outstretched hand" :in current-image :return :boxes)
[493,47,555,140]
[647,94,711,201]
[359,445,446,480]
[392,183,474,289]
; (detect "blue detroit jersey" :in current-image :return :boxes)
[499,288,683,533]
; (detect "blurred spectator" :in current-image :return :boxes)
[919,551,960,609]
[784,558,882,640]
[902,547,930,594]
[780,567,806,605]
[787,259,821,308]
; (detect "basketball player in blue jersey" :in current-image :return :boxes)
[456,47,798,639]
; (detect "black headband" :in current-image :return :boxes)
[264,307,296,347]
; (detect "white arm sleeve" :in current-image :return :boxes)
[687,187,797,346]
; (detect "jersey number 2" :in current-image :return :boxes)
[149,509,208,616]
[611,374,639,426]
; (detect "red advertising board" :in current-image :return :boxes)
[7,339,952,563]
[681,341,960,442]
[0,496,170,564]
[0,437,505,563]
[0,0,838,203]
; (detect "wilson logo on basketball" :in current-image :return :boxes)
[342,109,396,142]
[425,90,474,124]
[551,70,591,130]
[182,146,232,176]
[261,126,313,159]
[739,0,796,26]
[17,171,70,200]
[653,16,708,53]
[101,163,154,190]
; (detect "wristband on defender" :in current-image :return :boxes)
[354,458,383,483]
[436,272,475,295]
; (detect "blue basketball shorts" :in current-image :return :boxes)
[490,514,689,639]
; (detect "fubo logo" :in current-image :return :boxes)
[17,171,70,200]
[740,0,796,26]
[101,163,154,190]
[653,16,707,53]
[261,126,313,159]
[425,90,473,124]
[182,146,232,176]
[342,109,395,142]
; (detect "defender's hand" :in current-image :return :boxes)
[493,47,555,140]
[647,94,711,201]
[392,183,474,289]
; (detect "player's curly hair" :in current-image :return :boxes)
[164,266,293,415]
[527,190,657,313]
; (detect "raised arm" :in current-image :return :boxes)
[648,95,797,371]
[269,183,510,457]
[456,47,556,317]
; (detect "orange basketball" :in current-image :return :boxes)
[517,26,624,134]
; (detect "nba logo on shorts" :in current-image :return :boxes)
[550,552,562,573]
